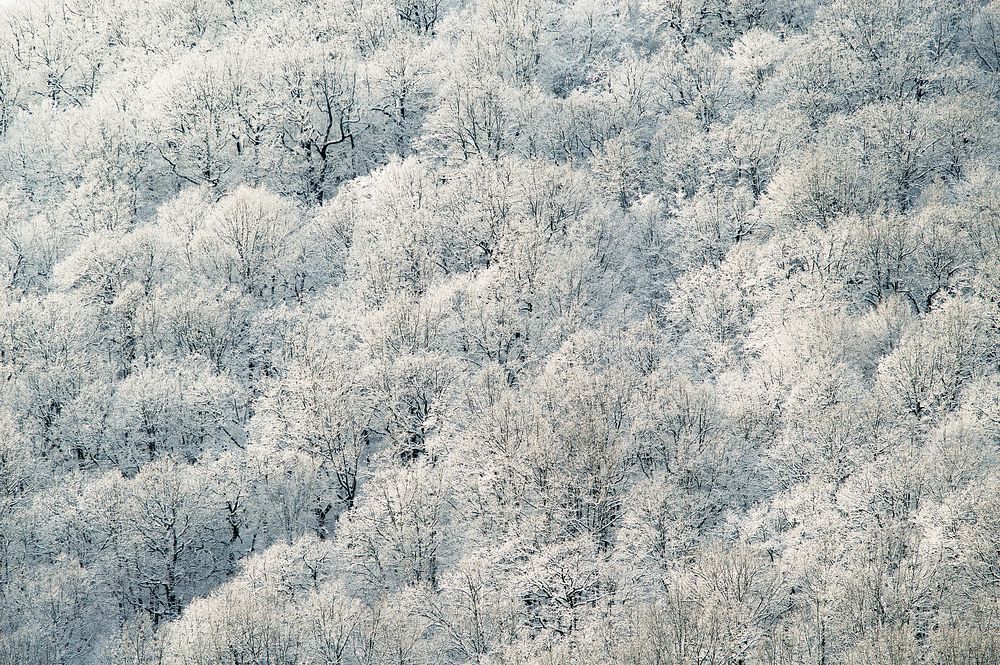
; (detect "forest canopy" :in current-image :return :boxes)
[2,0,1000,663]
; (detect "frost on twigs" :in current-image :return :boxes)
[2,0,1000,663]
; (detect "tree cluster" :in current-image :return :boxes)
[2,0,1000,663]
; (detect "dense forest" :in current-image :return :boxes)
[1,0,1000,663]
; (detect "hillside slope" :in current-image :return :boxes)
[2,1,1000,663]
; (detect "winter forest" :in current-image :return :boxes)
[3,0,1000,663]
